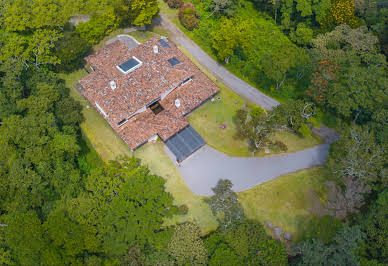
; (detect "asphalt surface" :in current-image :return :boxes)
[165,144,330,196]
[155,14,280,110]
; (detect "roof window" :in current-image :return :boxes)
[168,57,180,66]
[117,56,142,74]
[158,38,170,48]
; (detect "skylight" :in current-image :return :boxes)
[158,39,170,48]
[117,56,142,74]
[168,57,180,66]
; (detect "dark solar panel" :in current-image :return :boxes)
[168,57,180,66]
[158,39,171,48]
[118,58,140,72]
[165,126,205,162]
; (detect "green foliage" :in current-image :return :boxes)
[291,225,364,265]
[326,125,386,191]
[54,31,91,72]
[302,216,343,244]
[357,190,388,264]
[113,0,159,26]
[168,223,208,265]
[254,239,288,265]
[2,211,45,265]
[204,220,286,265]
[289,23,313,45]
[224,220,268,258]
[298,124,312,137]
[205,179,245,230]
[211,17,254,62]
[165,0,184,9]
[178,3,200,31]
[76,9,118,45]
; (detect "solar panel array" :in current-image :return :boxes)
[158,39,171,48]
[165,126,205,162]
[168,57,180,66]
[118,58,140,73]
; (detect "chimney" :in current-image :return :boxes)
[153,45,158,54]
[110,80,117,90]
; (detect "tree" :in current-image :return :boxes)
[54,31,91,72]
[205,179,245,230]
[208,243,243,266]
[2,211,46,265]
[207,0,240,17]
[254,240,288,265]
[291,225,364,265]
[321,0,359,29]
[113,0,159,26]
[357,190,388,264]
[211,17,254,62]
[85,157,177,257]
[168,223,208,265]
[28,29,62,67]
[290,23,313,45]
[76,8,118,45]
[326,125,386,191]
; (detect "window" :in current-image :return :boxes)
[158,39,170,48]
[117,56,142,74]
[168,57,180,66]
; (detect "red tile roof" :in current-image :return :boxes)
[79,36,219,149]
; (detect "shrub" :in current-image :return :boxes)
[177,204,189,215]
[269,140,288,152]
[178,3,200,31]
[298,124,312,137]
[167,0,183,9]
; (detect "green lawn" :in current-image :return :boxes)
[128,30,156,43]
[238,167,328,241]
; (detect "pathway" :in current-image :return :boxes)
[153,14,279,110]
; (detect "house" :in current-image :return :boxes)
[79,36,220,161]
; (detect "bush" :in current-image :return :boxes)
[269,140,288,152]
[177,204,189,215]
[298,124,312,137]
[302,216,343,244]
[178,3,200,31]
[167,0,183,9]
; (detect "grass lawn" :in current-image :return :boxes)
[128,30,156,43]
[238,167,328,241]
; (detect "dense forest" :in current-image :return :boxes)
[0,0,387,265]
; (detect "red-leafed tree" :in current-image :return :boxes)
[307,60,338,104]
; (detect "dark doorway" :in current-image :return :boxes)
[149,100,164,115]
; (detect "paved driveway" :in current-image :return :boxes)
[154,14,279,110]
[165,144,330,196]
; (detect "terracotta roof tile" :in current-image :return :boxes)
[79,36,219,149]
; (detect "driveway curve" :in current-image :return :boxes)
[165,144,330,196]
[154,14,279,110]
